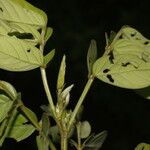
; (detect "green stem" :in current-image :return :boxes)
[61,132,68,150]
[68,76,94,131]
[40,67,56,117]
[49,139,57,150]
[77,123,82,150]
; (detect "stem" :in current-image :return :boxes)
[61,132,68,150]
[40,67,56,117]
[68,76,94,131]
[77,123,82,150]
[49,139,57,150]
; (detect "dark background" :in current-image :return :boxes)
[1,0,150,149]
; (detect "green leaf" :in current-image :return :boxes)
[44,49,55,67]
[94,26,150,89]
[80,121,91,139]
[41,113,50,137]
[84,130,107,150]
[87,40,97,76]
[57,55,66,90]
[0,0,47,27]
[93,55,150,89]
[20,105,39,129]
[135,143,150,150]
[136,86,150,99]
[0,104,18,146]
[49,126,60,142]
[36,135,49,150]
[7,114,35,141]
[0,20,41,44]
[0,80,17,100]
[0,36,43,71]
[45,27,53,42]
[0,94,13,123]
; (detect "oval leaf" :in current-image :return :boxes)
[87,40,97,76]
[135,143,150,150]
[0,0,47,27]
[7,114,35,142]
[45,27,53,42]
[93,55,150,89]
[96,26,150,89]
[0,80,17,100]
[36,135,49,150]
[57,55,66,90]
[84,130,107,150]
[0,94,13,123]
[44,49,55,67]
[0,36,43,71]
[80,121,91,139]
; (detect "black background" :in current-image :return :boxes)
[1,0,150,149]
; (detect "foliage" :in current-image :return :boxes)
[0,0,149,150]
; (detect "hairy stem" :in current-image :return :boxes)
[68,75,94,131]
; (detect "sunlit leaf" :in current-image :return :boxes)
[93,54,150,89]
[44,49,55,67]
[135,143,150,150]
[57,55,66,90]
[0,0,47,27]
[0,36,43,71]
[45,27,53,42]
[94,26,150,89]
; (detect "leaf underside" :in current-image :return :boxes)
[93,26,150,89]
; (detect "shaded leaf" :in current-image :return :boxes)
[80,121,91,139]
[84,130,107,150]
[0,94,13,123]
[41,113,50,137]
[87,40,97,76]
[49,125,60,142]
[0,80,17,100]
[136,86,150,99]
[7,114,35,142]
[36,135,49,150]
[20,105,39,129]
